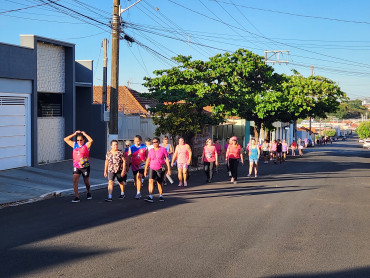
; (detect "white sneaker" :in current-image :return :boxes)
[135,193,142,199]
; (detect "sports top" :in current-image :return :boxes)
[130,143,147,171]
[73,142,90,169]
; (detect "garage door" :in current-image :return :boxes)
[0,96,28,170]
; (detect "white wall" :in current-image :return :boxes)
[37,117,65,163]
[37,42,65,93]
[36,42,66,163]
[118,113,157,140]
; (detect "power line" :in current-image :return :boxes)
[167,0,370,70]
[0,1,52,14]
[208,0,370,25]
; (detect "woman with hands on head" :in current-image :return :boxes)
[64,130,93,203]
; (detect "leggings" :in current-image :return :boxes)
[228,158,239,180]
[204,161,215,180]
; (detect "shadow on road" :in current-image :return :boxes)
[265,265,370,278]
[0,136,368,277]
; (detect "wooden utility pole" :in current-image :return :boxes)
[309,65,314,142]
[102,38,108,107]
[109,0,120,139]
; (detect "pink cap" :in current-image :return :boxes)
[231,136,237,141]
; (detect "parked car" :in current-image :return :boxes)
[363,139,370,149]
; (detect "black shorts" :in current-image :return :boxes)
[108,172,126,183]
[148,168,165,184]
[133,169,144,176]
[263,151,269,157]
[73,166,90,177]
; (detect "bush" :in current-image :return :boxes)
[324,129,336,137]
[356,121,370,139]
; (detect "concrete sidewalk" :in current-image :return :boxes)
[0,158,134,208]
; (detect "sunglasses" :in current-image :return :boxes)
[152,141,159,143]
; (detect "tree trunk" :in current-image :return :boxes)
[253,122,261,142]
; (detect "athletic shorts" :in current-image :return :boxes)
[263,151,269,156]
[73,166,90,177]
[249,159,258,164]
[177,163,188,169]
[108,172,126,183]
[133,169,144,176]
[148,168,165,184]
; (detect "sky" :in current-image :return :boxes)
[1,0,370,100]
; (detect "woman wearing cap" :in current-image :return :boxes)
[225,136,244,184]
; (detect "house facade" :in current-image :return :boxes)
[0,35,105,171]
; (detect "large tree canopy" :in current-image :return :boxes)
[143,49,279,141]
[143,49,346,143]
[280,72,347,122]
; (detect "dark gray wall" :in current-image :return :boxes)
[63,46,76,159]
[76,86,106,159]
[75,61,93,84]
[0,42,38,166]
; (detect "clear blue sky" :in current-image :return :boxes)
[2,0,370,99]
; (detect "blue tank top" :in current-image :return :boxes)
[250,146,259,160]
[160,143,172,162]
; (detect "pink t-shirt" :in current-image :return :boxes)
[228,144,241,159]
[148,147,168,171]
[177,144,189,164]
[215,143,222,156]
[271,143,277,152]
[203,145,217,162]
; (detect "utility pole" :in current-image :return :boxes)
[102,38,109,151]
[102,38,108,108]
[109,0,120,141]
[309,65,314,143]
[108,0,142,142]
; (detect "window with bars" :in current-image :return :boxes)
[38,93,63,117]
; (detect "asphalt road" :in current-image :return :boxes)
[1,137,369,278]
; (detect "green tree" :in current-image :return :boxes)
[142,55,224,145]
[331,99,367,119]
[324,129,336,137]
[280,72,347,122]
[356,121,370,139]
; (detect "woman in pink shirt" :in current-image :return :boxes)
[64,130,93,203]
[225,136,244,184]
[201,138,219,183]
[144,137,171,202]
[171,137,192,187]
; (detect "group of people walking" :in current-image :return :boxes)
[64,131,305,203]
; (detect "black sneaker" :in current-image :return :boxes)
[145,196,154,203]
[72,197,80,203]
[159,196,164,202]
[87,192,92,200]
[105,198,112,202]
[119,194,125,199]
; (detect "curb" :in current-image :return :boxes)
[0,178,135,209]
